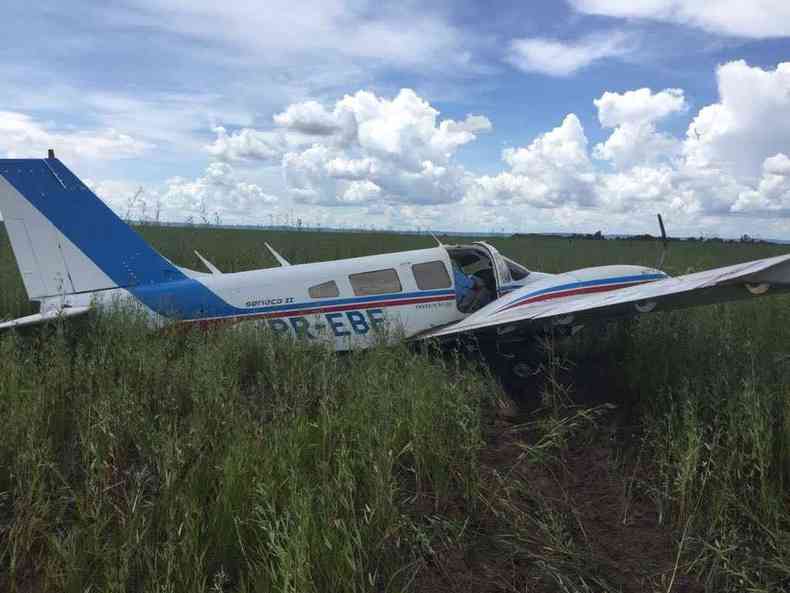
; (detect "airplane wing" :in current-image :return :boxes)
[0,306,91,330]
[422,253,790,341]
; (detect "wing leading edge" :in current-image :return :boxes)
[421,253,790,341]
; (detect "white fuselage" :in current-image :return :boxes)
[51,245,664,352]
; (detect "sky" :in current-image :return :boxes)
[1,1,790,238]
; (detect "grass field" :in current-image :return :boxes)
[1,223,790,592]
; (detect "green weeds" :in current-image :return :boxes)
[0,312,492,592]
[2,224,790,591]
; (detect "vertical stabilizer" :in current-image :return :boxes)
[0,156,182,299]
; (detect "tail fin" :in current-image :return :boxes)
[0,155,181,300]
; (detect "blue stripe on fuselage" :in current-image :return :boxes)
[496,273,667,312]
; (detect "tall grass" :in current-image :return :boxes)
[2,222,790,590]
[560,295,790,591]
[619,303,790,591]
[0,311,492,592]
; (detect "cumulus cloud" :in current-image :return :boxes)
[570,0,790,39]
[160,162,278,223]
[205,127,285,162]
[276,89,490,206]
[85,178,146,218]
[0,111,151,161]
[594,125,680,170]
[593,88,686,169]
[594,88,686,127]
[332,90,491,165]
[468,114,597,208]
[60,61,790,237]
[596,165,677,213]
[732,154,790,213]
[463,61,790,234]
[506,32,635,77]
[273,101,342,136]
[683,61,790,177]
[90,163,280,225]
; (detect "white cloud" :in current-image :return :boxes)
[282,145,337,202]
[597,165,676,213]
[467,114,597,208]
[594,124,680,170]
[156,162,278,224]
[593,88,686,169]
[206,127,285,162]
[273,101,341,136]
[765,153,790,176]
[333,89,490,166]
[732,154,790,213]
[462,62,790,236]
[506,32,635,77]
[276,89,490,206]
[571,0,790,39]
[504,114,591,176]
[190,64,790,235]
[18,61,790,238]
[340,180,382,204]
[683,61,790,177]
[0,111,151,161]
[85,178,146,218]
[123,0,470,71]
[594,88,686,127]
[325,157,376,180]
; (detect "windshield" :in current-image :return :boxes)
[504,257,530,281]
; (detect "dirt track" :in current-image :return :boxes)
[416,404,702,593]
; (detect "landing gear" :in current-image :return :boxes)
[511,360,537,380]
[473,339,543,399]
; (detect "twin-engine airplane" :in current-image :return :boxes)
[2,154,790,364]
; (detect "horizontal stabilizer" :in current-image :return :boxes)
[194,250,222,274]
[265,242,291,266]
[0,306,91,330]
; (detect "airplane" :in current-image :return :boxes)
[2,152,790,376]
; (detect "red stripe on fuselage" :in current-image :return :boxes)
[501,280,652,312]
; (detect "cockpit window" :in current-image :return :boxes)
[349,268,402,296]
[412,261,451,290]
[505,257,530,281]
[309,280,340,299]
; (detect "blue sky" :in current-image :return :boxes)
[2,1,790,237]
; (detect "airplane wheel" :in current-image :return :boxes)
[511,360,535,379]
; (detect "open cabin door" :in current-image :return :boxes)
[472,242,512,297]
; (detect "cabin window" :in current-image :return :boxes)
[309,280,340,299]
[412,260,451,290]
[349,268,402,296]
